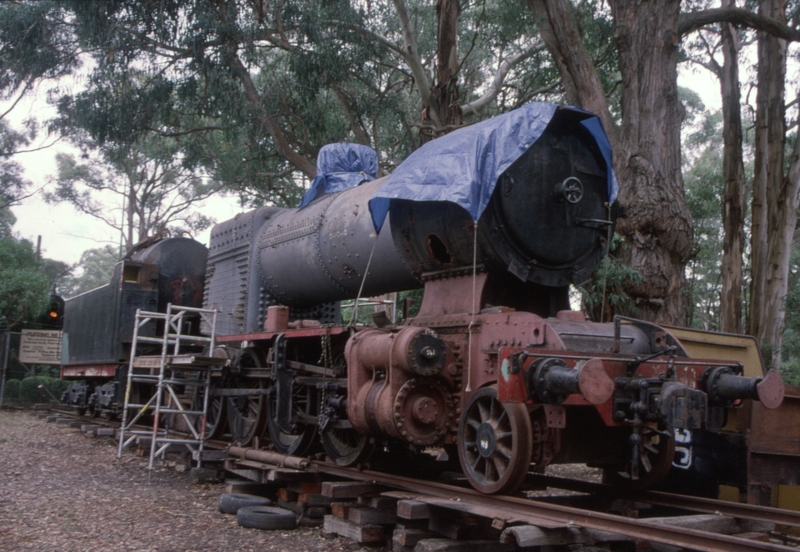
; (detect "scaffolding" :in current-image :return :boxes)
[117,304,226,469]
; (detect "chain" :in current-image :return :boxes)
[318,324,333,423]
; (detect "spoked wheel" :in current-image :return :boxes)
[266,381,317,456]
[458,386,533,494]
[603,425,676,492]
[321,426,373,467]
[226,349,267,446]
[200,375,228,440]
[200,348,233,440]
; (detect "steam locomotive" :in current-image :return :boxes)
[60,103,784,495]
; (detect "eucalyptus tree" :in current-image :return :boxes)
[41,1,559,196]
[46,135,222,251]
[528,0,800,328]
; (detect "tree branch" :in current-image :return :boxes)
[391,0,432,107]
[678,7,800,42]
[461,43,545,114]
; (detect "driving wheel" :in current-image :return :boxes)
[266,380,317,456]
[226,349,267,445]
[321,425,373,467]
[458,386,533,494]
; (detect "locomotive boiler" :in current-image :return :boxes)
[205,103,785,494]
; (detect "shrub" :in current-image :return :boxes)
[19,375,65,403]
[3,378,21,401]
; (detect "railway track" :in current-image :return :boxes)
[47,407,799,551]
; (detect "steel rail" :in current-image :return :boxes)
[307,461,794,552]
[527,473,800,529]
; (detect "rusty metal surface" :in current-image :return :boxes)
[757,370,786,410]
[345,326,454,446]
[749,386,800,457]
[215,325,349,344]
[457,386,532,494]
[526,472,800,530]
[60,364,118,378]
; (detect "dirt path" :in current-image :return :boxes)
[0,410,364,552]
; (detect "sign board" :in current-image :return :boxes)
[19,329,63,365]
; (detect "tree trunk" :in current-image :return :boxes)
[531,0,692,325]
[420,0,463,142]
[719,0,746,334]
[749,0,792,369]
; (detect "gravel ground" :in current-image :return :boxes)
[0,409,376,552]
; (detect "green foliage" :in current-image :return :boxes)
[28,0,570,208]
[3,378,20,401]
[45,133,223,248]
[62,246,119,298]
[0,236,50,326]
[778,246,800,384]
[682,108,725,330]
[0,1,80,102]
[578,234,643,322]
[18,375,67,404]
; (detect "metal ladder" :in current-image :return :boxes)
[117,304,226,469]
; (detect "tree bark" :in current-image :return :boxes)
[420,0,463,142]
[749,0,791,369]
[527,0,616,141]
[719,0,746,334]
[530,0,692,325]
[610,0,693,324]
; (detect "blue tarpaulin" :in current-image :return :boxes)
[368,103,618,232]
[299,143,378,208]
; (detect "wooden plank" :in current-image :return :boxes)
[429,515,494,541]
[393,528,438,547]
[348,506,398,526]
[223,480,276,496]
[397,499,431,520]
[298,493,334,506]
[288,481,323,494]
[331,502,356,519]
[359,495,399,510]
[265,468,319,483]
[414,538,514,552]
[322,515,385,544]
[322,481,386,499]
[498,526,594,548]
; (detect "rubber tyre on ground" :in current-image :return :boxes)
[218,493,273,515]
[236,505,297,530]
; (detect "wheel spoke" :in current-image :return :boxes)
[641,453,653,473]
[495,441,513,460]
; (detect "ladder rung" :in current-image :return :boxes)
[153,438,204,445]
[157,409,206,415]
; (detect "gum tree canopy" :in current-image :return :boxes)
[3,0,800,342]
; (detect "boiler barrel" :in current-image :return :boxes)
[255,110,612,307]
[257,180,418,307]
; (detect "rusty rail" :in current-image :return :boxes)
[306,460,794,552]
[526,473,800,529]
